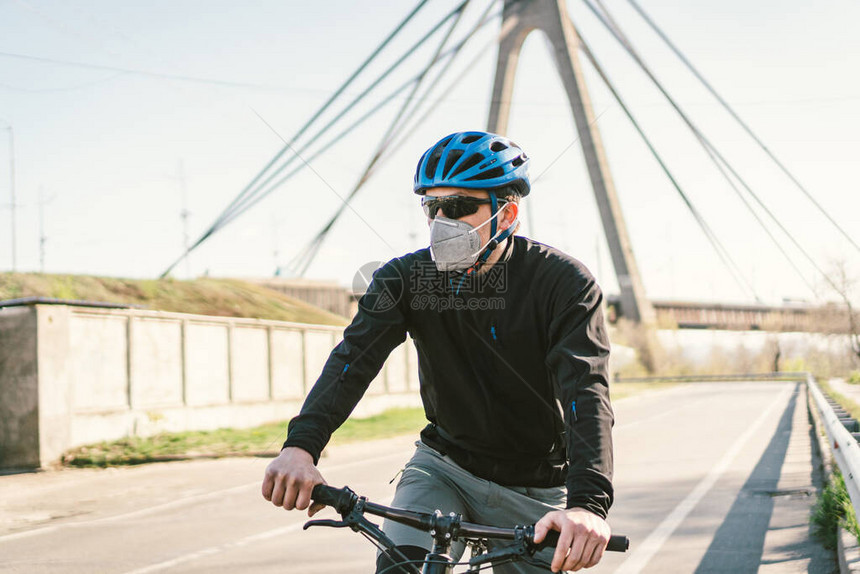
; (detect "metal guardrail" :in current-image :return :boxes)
[615,372,810,384]
[807,374,860,521]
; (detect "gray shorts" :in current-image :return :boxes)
[381,441,566,574]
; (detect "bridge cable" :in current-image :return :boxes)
[582,0,840,294]
[590,0,840,294]
[287,1,504,276]
[577,26,815,297]
[621,0,860,256]
[218,49,462,237]
[159,0,452,277]
[216,3,491,256]
[213,1,471,229]
[160,0,430,279]
[285,1,473,276]
[572,26,761,301]
[162,1,465,279]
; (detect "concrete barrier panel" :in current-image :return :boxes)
[185,322,229,405]
[385,344,408,393]
[130,317,183,408]
[304,330,337,389]
[1,305,419,469]
[0,307,39,468]
[68,313,128,411]
[231,326,269,402]
[271,329,304,399]
[367,363,387,396]
[405,338,420,391]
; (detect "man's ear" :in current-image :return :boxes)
[500,202,518,231]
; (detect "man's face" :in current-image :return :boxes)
[424,187,515,246]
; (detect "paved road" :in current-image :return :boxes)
[0,382,836,573]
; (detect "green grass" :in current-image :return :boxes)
[0,272,348,325]
[61,407,427,468]
[819,379,860,420]
[811,469,860,549]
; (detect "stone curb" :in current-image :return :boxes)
[839,526,860,573]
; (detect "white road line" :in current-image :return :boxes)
[0,450,408,544]
[122,522,306,574]
[612,384,795,574]
[120,495,396,574]
[615,397,710,433]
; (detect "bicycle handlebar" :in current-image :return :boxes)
[311,484,629,553]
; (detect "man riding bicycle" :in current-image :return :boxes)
[262,131,614,573]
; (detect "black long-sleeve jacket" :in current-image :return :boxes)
[284,236,614,518]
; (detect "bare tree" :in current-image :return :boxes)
[819,260,860,363]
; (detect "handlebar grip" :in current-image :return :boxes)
[534,530,629,553]
[311,484,356,514]
[607,535,629,552]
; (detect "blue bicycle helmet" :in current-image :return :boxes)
[413,131,530,197]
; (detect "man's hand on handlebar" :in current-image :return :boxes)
[261,447,326,516]
[534,507,610,572]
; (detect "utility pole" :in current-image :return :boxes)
[487,0,655,325]
[38,187,56,273]
[177,160,191,279]
[4,125,16,271]
[272,213,280,276]
[39,187,46,273]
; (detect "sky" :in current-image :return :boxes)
[0,0,858,306]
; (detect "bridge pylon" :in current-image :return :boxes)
[487,0,656,328]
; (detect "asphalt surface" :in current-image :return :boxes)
[0,381,836,573]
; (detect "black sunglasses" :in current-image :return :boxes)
[421,196,505,220]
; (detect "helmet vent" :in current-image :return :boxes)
[443,149,464,178]
[490,141,508,152]
[425,138,451,179]
[467,166,505,181]
[461,134,482,144]
[450,152,485,177]
[511,155,525,167]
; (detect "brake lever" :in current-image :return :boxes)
[467,542,526,567]
[303,518,350,530]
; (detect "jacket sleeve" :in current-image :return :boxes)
[544,277,614,518]
[283,260,408,463]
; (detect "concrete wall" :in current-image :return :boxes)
[0,305,420,469]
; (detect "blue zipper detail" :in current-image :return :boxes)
[490,325,497,341]
[571,400,578,423]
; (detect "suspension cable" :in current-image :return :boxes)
[583,0,840,294]
[574,27,760,300]
[288,1,503,276]
[622,0,860,255]
[217,3,488,240]
[159,0,458,277]
[217,0,471,228]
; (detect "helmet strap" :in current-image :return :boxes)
[489,192,499,238]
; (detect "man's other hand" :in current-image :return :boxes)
[261,447,326,516]
[533,507,610,572]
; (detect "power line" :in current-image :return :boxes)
[0,50,298,91]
